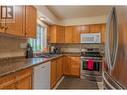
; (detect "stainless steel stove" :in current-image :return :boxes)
[80,48,102,82]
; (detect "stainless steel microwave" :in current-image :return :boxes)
[80,33,101,43]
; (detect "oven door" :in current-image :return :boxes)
[81,59,102,81]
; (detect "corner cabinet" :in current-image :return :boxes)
[49,25,65,43]
[63,56,80,77]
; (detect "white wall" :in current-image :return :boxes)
[61,15,107,26]
[35,6,60,24]
[35,6,107,26]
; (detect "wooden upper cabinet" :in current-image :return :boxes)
[49,25,65,43]
[72,26,80,43]
[5,6,25,36]
[80,25,90,34]
[0,6,5,33]
[25,6,37,38]
[49,25,57,43]
[101,24,106,44]
[89,24,101,33]
[57,26,65,43]
[64,26,73,43]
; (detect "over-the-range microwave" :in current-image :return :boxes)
[80,33,101,43]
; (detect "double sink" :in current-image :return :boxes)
[34,53,61,58]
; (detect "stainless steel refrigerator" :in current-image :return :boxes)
[103,6,127,89]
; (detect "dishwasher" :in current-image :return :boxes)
[33,61,50,89]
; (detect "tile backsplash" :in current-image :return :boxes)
[50,43,104,54]
[0,34,27,58]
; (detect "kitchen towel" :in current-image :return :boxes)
[88,59,94,70]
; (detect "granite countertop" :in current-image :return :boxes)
[0,53,81,77]
[0,54,63,77]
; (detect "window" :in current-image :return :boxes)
[28,25,47,52]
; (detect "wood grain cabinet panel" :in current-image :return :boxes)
[56,57,63,81]
[5,6,25,36]
[101,24,106,44]
[64,26,73,43]
[72,26,80,43]
[70,57,80,76]
[0,73,16,89]
[80,25,90,34]
[63,56,71,75]
[15,68,32,89]
[0,6,5,33]
[89,24,101,33]
[63,56,80,77]
[25,6,37,38]
[49,25,65,43]
[50,60,57,88]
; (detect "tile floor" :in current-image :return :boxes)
[56,76,99,89]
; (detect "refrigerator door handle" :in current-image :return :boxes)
[105,7,113,72]
[112,7,119,69]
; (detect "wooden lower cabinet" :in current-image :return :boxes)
[0,68,33,89]
[0,73,16,89]
[63,56,71,75]
[70,57,80,76]
[15,68,32,89]
[50,57,64,88]
[63,56,80,77]
[56,57,63,81]
[50,60,57,88]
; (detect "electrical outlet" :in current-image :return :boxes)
[20,43,27,49]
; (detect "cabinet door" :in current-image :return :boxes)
[70,57,80,76]
[72,26,80,43]
[25,6,37,38]
[56,26,65,43]
[63,56,71,75]
[101,24,106,44]
[0,73,16,89]
[50,60,57,88]
[80,25,89,34]
[16,68,32,89]
[0,6,5,33]
[59,26,65,43]
[89,24,101,33]
[49,25,57,43]
[5,6,25,36]
[64,26,73,43]
[56,57,63,81]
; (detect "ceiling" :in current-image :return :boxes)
[46,6,111,20]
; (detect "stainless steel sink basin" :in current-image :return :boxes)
[34,53,60,58]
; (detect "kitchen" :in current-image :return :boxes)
[0,5,126,90]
